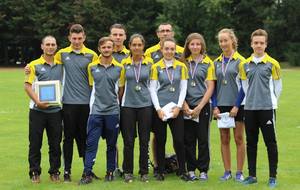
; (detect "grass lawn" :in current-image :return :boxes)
[0,68,299,190]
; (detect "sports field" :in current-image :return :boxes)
[0,68,299,190]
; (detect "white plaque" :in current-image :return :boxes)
[34,80,61,105]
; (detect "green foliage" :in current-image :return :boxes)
[0,0,299,65]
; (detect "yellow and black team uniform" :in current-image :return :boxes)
[112,46,130,63]
[240,53,282,180]
[55,45,98,177]
[184,55,216,175]
[25,56,63,179]
[145,43,184,63]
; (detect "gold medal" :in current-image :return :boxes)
[222,79,227,85]
[191,80,196,87]
[135,85,141,91]
[169,86,175,92]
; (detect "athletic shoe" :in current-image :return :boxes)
[50,172,60,182]
[78,174,92,185]
[188,171,198,181]
[90,172,101,180]
[31,172,40,183]
[199,172,208,181]
[220,171,232,181]
[124,173,133,183]
[63,171,71,182]
[179,173,190,181]
[156,173,164,181]
[153,167,159,177]
[114,168,124,177]
[140,174,149,182]
[235,171,244,182]
[268,177,277,188]
[243,176,257,185]
[105,172,114,182]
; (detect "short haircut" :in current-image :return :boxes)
[41,35,56,44]
[128,33,145,46]
[69,24,84,34]
[110,23,126,33]
[251,29,268,42]
[156,23,173,32]
[182,33,206,59]
[161,37,176,48]
[217,28,238,51]
[98,36,114,47]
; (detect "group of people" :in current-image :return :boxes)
[24,22,282,188]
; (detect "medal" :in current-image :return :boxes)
[191,80,196,87]
[189,55,202,88]
[164,61,175,92]
[135,85,141,91]
[221,52,233,86]
[169,86,175,92]
[133,58,142,91]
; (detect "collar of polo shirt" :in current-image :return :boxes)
[215,51,240,62]
[156,58,182,69]
[65,45,89,54]
[249,53,270,64]
[187,55,211,64]
[96,55,119,66]
[114,46,130,54]
[122,55,152,65]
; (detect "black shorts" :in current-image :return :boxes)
[218,106,244,122]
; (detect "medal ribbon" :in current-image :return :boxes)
[189,55,202,80]
[165,64,174,85]
[132,58,142,83]
[221,52,234,78]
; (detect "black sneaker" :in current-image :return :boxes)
[105,172,114,182]
[140,174,149,182]
[156,173,164,181]
[179,173,190,181]
[63,171,71,182]
[124,173,133,183]
[31,172,40,183]
[50,172,60,182]
[90,172,101,180]
[114,168,124,177]
[78,175,92,185]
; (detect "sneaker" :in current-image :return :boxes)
[243,176,257,185]
[90,172,101,180]
[179,173,190,181]
[153,167,159,177]
[114,168,124,177]
[105,172,114,182]
[188,171,198,181]
[268,177,277,188]
[63,171,71,182]
[220,171,232,181]
[140,174,149,183]
[124,173,133,183]
[78,175,92,185]
[235,171,244,182]
[50,172,60,182]
[156,173,164,181]
[199,172,208,181]
[31,172,40,183]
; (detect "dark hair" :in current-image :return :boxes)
[98,36,114,47]
[69,24,85,34]
[110,23,126,33]
[128,33,145,46]
[156,23,173,32]
[41,35,56,44]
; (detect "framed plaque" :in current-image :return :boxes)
[34,80,61,105]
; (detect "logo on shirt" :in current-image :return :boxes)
[40,67,46,72]
[126,65,131,69]
[158,70,163,73]
[95,68,100,72]
[115,124,119,128]
[266,120,273,125]
[154,54,160,59]
[65,56,71,61]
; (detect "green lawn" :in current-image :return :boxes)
[0,68,299,190]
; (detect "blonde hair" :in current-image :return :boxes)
[217,28,238,51]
